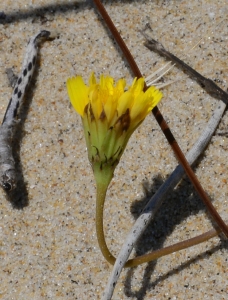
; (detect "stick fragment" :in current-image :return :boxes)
[0,30,53,191]
[143,32,228,104]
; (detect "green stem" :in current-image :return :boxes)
[96,181,116,265]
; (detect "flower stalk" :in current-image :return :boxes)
[67,73,163,262]
[95,180,115,265]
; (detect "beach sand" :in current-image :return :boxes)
[0,1,227,299]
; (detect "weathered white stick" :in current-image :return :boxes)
[0,30,52,191]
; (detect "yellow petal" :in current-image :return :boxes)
[100,74,114,93]
[117,91,133,116]
[129,77,145,98]
[103,95,117,125]
[89,72,96,86]
[130,86,163,125]
[114,78,126,99]
[89,85,103,120]
[144,86,163,110]
[67,77,89,116]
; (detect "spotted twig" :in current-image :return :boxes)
[0,30,53,191]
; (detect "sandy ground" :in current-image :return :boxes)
[0,0,227,299]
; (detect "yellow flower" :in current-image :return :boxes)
[67,72,162,186]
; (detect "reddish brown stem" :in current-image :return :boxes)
[92,0,228,237]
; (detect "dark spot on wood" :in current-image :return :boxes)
[23,68,27,76]
[14,87,18,94]
[13,108,17,118]
[156,113,163,124]
[17,90,22,98]
[163,128,175,144]
[3,182,12,191]
[28,62,32,71]
[18,77,22,85]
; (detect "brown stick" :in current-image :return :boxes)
[92,0,228,237]
[143,32,228,103]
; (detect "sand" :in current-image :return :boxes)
[0,1,227,299]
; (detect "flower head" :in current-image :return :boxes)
[67,73,162,186]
